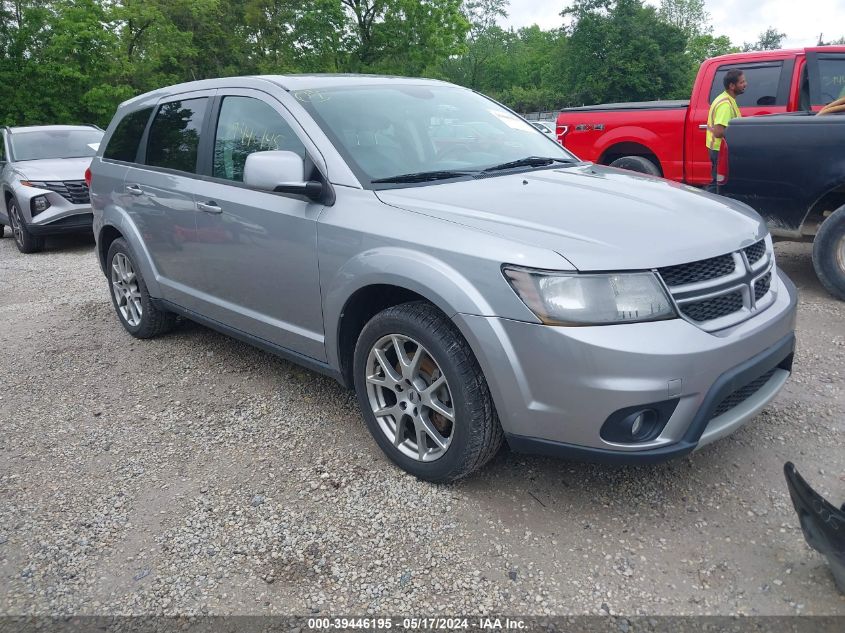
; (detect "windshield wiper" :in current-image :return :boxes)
[371,170,474,184]
[481,156,576,173]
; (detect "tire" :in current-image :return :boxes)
[7,197,45,253]
[812,205,845,301]
[609,155,661,176]
[106,238,176,338]
[353,301,503,483]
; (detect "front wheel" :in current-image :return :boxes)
[7,197,44,253]
[353,301,503,482]
[812,205,845,301]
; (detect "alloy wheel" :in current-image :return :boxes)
[111,253,143,327]
[365,334,455,462]
[9,202,23,246]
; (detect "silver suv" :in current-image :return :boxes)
[89,76,797,482]
[1,125,103,253]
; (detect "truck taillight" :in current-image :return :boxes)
[717,142,729,185]
[84,167,92,188]
[555,124,569,146]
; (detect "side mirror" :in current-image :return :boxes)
[243,150,323,201]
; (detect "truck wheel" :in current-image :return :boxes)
[812,205,845,301]
[353,301,503,483]
[609,155,661,177]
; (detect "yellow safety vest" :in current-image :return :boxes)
[706,91,741,151]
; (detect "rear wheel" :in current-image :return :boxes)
[812,205,845,301]
[106,238,177,338]
[353,301,503,483]
[7,197,44,253]
[608,155,661,176]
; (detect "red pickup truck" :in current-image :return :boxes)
[556,47,845,186]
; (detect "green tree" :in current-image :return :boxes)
[562,0,691,105]
[441,0,508,88]
[658,0,708,38]
[244,0,347,73]
[658,0,738,91]
[341,0,469,75]
[742,27,787,51]
[818,34,845,46]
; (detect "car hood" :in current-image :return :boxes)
[14,157,93,182]
[375,164,767,270]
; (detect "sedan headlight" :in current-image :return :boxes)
[503,266,676,326]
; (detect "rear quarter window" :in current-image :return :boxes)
[103,108,153,162]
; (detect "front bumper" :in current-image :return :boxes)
[454,269,798,463]
[10,182,93,235]
[27,212,93,236]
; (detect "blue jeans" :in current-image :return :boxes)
[706,149,720,193]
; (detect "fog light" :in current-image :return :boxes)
[600,399,679,444]
[31,195,50,215]
[630,413,644,436]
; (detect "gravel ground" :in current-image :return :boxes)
[1,233,844,617]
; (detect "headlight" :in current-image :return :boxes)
[503,266,676,326]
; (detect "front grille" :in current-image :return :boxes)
[680,291,744,322]
[30,180,90,205]
[744,240,766,265]
[658,253,735,287]
[754,272,772,301]
[662,240,774,330]
[709,368,776,420]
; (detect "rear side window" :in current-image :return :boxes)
[816,56,845,104]
[212,96,305,182]
[146,98,208,173]
[103,108,152,162]
[709,64,785,107]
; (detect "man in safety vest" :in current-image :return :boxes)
[706,69,747,192]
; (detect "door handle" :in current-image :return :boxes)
[197,201,222,214]
[698,124,708,130]
[125,184,143,195]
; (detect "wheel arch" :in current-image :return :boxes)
[98,224,124,274]
[325,248,502,388]
[802,183,845,237]
[599,141,664,176]
[96,211,163,297]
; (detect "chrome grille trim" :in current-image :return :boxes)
[657,238,776,332]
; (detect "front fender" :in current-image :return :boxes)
[322,246,526,370]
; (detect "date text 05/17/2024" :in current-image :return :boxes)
[306,617,527,630]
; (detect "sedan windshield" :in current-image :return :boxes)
[10,129,103,161]
[293,84,576,186]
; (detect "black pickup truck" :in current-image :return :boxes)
[720,112,845,299]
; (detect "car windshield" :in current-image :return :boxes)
[292,84,576,186]
[10,129,103,161]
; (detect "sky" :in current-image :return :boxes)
[500,0,845,48]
